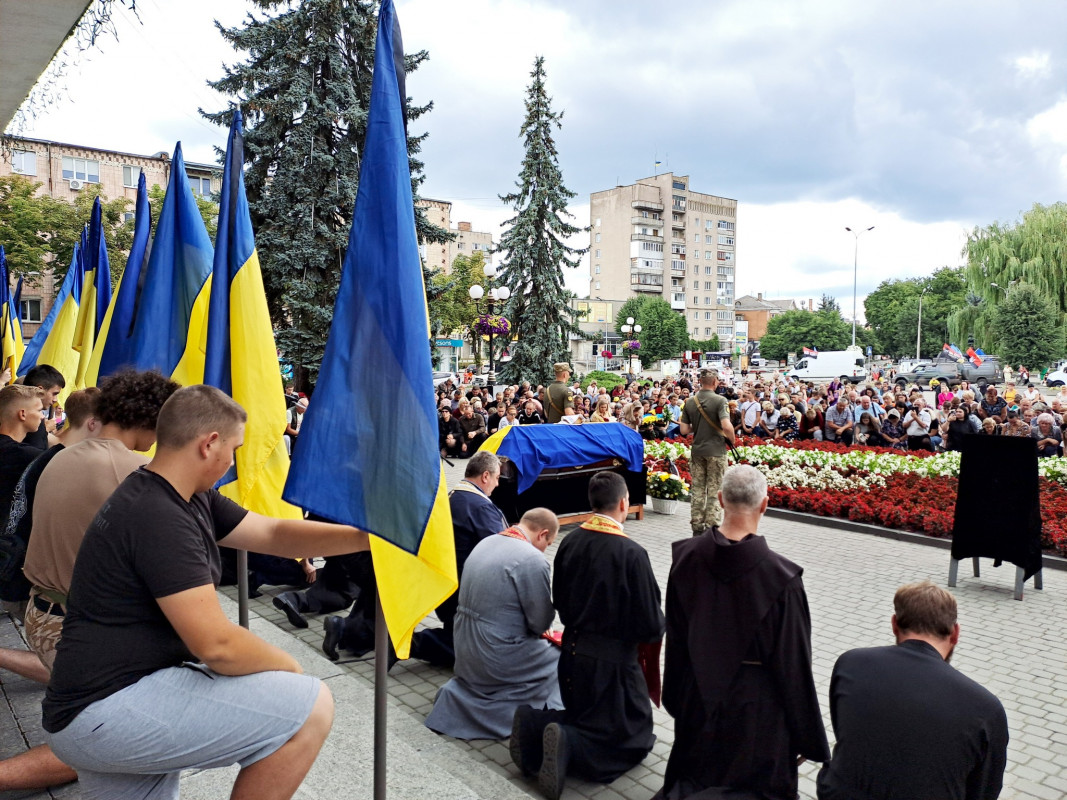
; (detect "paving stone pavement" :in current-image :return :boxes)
[2,454,1065,799]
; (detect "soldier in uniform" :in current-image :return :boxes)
[678,369,736,535]
[545,363,575,424]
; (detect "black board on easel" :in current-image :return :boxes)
[948,434,1043,599]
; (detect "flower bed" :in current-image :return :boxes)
[642,436,1067,557]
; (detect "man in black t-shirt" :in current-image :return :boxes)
[42,385,372,800]
[19,365,65,451]
[0,385,47,523]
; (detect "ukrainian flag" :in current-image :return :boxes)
[283,0,456,659]
[19,248,79,377]
[204,109,299,519]
[86,171,152,385]
[126,143,213,385]
[0,247,25,377]
[33,244,84,401]
[72,197,112,389]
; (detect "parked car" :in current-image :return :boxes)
[895,364,962,389]
[1047,370,1067,387]
[432,371,456,388]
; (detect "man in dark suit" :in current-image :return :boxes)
[817,581,1008,800]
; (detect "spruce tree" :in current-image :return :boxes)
[496,57,586,386]
[204,0,447,390]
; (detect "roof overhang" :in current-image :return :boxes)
[0,0,95,131]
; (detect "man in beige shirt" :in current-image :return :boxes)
[0,370,178,793]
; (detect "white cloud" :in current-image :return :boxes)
[1014,51,1052,80]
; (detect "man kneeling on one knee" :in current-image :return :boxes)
[41,385,371,800]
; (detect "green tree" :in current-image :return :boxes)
[635,298,688,364]
[759,309,852,362]
[949,202,1067,350]
[497,57,586,386]
[429,251,489,366]
[0,174,133,286]
[864,267,966,357]
[614,295,652,334]
[147,183,217,242]
[205,0,447,391]
[687,335,721,352]
[818,294,841,315]
[991,283,1063,370]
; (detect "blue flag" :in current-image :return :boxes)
[89,170,153,384]
[20,249,79,375]
[127,143,213,384]
[283,0,456,658]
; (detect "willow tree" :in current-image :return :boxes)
[496,57,586,386]
[949,202,1067,349]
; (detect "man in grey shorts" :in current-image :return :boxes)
[42,386,372,799]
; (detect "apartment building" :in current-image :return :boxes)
[589,173,738,344]
[416,198,495,274]
[1,135,220,338]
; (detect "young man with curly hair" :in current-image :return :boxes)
[0,370,179,793]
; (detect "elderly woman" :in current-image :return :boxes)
[756,401,780,438]
[775,403,800,441]
[880,409,907,450]
[620,401,642,431]
[590,397,614,423]
[978,417,1001,437]
[1032,413,1062,456]
[798,406,825,441]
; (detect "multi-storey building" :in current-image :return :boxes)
[416,198,495,274]
[0,135,220,338]
[588,173,738,345]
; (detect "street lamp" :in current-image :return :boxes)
[620,316,642,374]
[845,225,875,347]
[916,286,929,359]
[468,264,511,388]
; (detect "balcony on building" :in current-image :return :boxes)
[670,259,686,273]
[631,198,664,212]
[631,233,663,243]
[671,293,686,310]
[631,215,664,227]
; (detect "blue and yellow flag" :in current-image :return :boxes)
[34,244,84,401]
[72,197,112,389]
[19,249,79,377]
[283,0,456,658]
[204,110,299,519]
[126,144,213,385]
[87,172,151,386]
[0,247,25,377]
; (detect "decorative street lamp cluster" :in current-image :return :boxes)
[468,263,511,386]
[620,316,642,374]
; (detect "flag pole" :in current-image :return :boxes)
[237,551,249,628]
[374,590,388,800]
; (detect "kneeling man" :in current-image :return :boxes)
[42,386,371,800]
[425,507,562,739]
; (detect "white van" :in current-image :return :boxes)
[786,347,868,384]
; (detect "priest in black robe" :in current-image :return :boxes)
[511,470,665,800]
[656,464,830,800]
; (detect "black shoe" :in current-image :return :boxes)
[509,705,543,777]
[322,616,344,661]
[273,592,308,629]
[538,722,570,800]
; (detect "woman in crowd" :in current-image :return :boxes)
[775,403,800,442]
[590,397,614,423]
[798,405,825,441]
[937,383,955,411]
[728,399,742,431]
[855,411,885,447]
[498,405,520,429]
[944,407,974,451]
[1002,408,1031,438]
[979,417,1001,436]
[880,408,907,449]
[1032,413,1062,456]
[620,402,641,432]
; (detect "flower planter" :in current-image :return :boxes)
[651,497,679,515]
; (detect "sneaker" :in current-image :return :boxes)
[509,705,542,777]
[538,722,570,800]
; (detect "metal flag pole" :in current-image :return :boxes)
[374,590,389,800]
[237,550,249,628]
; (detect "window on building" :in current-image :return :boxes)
[19,299,42,323]
[692,250,700,259]
[694,233,700,242]
[705,220,714,230]
[62,156,100,183]
[11,150,36,176]
[718,235,735,246]
[595,232,601,243]
[704,297,711,306]
[693,266,699,275]
[672,195,686,209]
[188,175,212,196]
[718,325,733,336]
[693,312,699,320]
[717,310,731,320]
[122,165,140,187]
[595,249,600,258]
[595,217,601,227]
[673,180,686,190]
[705,266,713,275]
[705,235,714,244]
[595,264,601,274]
[705,327,712,336]
[595,281,601,289]
[456,242,465,250]
[704,311,712,320]
[718,220,735,231]
[123,212,135,223]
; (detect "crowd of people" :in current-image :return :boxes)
[0,358,1020,800]
[436,364,1067,457]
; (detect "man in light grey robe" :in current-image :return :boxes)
[425,508,563,740]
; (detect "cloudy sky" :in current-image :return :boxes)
[13,0,1067,313]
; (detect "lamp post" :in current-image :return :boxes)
[845,225,875,347]
[468,264,511,388]
[916,286,929,359]
[620,316,642,375]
